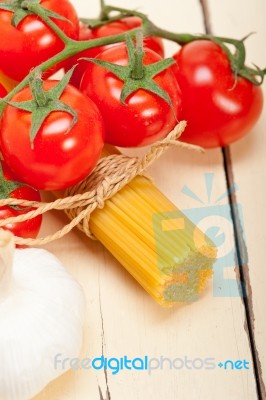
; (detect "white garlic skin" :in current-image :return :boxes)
[0,248,86,400]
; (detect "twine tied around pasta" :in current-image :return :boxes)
[0,121,202,246]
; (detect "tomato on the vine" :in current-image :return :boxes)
[172,40,263,148]
[0,81,105,190]
[80,44,181,147]
[0,160,42,244]
[68,17,164,88]
[0,0,79,81]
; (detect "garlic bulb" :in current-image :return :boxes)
[0,229,86,400]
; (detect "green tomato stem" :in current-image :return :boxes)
[131,31,144,80]
[99,0,109,20]
[104,4,146,20]
[80,13,128,29]
[29,72,48,107]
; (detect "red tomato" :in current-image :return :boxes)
[0,0,79,81]
[0,82,7,97]
[0,160,42,244]
[0,81,105,190]
[80,45,182,147]
[172,40,263,148]
[68,17,164,88]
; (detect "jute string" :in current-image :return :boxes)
[0,121,201,246]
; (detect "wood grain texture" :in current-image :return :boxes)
[31,0,265,399]
[207,0,266,396]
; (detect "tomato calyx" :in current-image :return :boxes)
[4,67,78,146]
[204,34,265,86]
[0,163,22,200]
[0,0,69,27]
[0,162,28,210]
[82,32,175,105]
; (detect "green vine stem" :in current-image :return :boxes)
[0,1,141,115]
[80,13,128,29]
[0,0,265,117]
[102,4,265,85]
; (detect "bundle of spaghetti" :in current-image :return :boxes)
[63,123,216,306]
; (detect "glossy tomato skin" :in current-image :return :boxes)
[68,17,164,88]
[80,45,182,147]
[0,160,42,244]
[0,0,79,81]
[0,81,105,190]
[172,40,263,148]
[0,82,7,97]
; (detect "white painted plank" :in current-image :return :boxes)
[32,1,258,399]
[207,0,266,393]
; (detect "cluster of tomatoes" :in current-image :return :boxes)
[0,0,264,242]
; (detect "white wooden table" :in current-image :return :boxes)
[33,0,266,399]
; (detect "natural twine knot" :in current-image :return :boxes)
[0,121,202,246]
